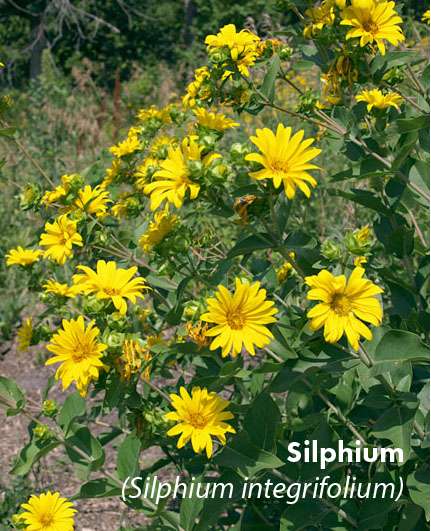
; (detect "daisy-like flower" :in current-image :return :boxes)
[109,133,141,158]
[64,185,111,218]
[72,260,149,315]
[45,316,108,397]
[182,67,211,108]
[205,24,261,77]
[422,10,430,24]
[144,136,221,210]
[303,0,335,39]
[41,175,75,207]
[166,386,235,458]
[101,159,123,189]
[193,108,239,131]
[139,207,179,254]
[200,278,278,358]
[356,88,403,111]
[150,134,177,157]
[134,156,160,189]
[5,246,42,266]
[245,124,322,199]
[111,194,139,219]
[340,0,405,56]
[17,318,33,353]
[39,215,83,265]
[305,266,383,351]
[43,279,82,298]
[136,104,172,124]
[20,491,76,531]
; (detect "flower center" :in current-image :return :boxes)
[103,287,121,295]
[363,21,378,34]
[227,311,245,330]
[189,412,208,429]
[330,293,351,316]
[271,160,290,173]
[39,514,55,527]
[72,343,92,362]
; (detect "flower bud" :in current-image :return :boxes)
[18,183,42,211]
[106,312,129,331]
[33,424,51,441]
[321,239,343,260]
[43,399,59,418]
[230,142,251,164]
[279,45,293,59]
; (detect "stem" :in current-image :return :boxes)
[13,137,56,188]
[140,376,172,403]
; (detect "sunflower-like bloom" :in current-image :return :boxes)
[182,67,211,108]
[109,133,141,158]
[245,124,322,199]
[134,156,160,189]
[144,137,221,210]
[39,215,83,265]
[111,194,139,219]
[136,104,172,124]
[305,267,383,350]
[205,24,260,77]
[150,134,177,157]
[166,386,235,458]
[46,316,108,397]
[5,246,42,266]
[340,0,405,56]
[101,159,123,189]
[72,260,149,315]
[422,10,430,24]
[139,207,179,254]
[356,88,403,111]
[43,279,82,298]
[200,278,278,358]
[193,108,239,131]
[64,185,111,218]
[20,491,76,531]
[303,0,335,39]
[17,318,33,353]
[41,174,75,207]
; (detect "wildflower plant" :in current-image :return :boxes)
[0,4,430,529]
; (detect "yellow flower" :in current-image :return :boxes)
[46,316,108,397]
[150,134,177,157]
[41,174,75,207]
[354,256,368,266]
[245,124,322,199]
[200,278,277,358]
[205,24,260,77]
[17,318,33,353]
[111,194,139,219]
[43,279,82,298]
[182,67,211,108]
[20,491,76,531]
[303,0,335,39]
[277,253,295,283]
[134,156,160,189]
[72,260,149,315]
[422,10,430,24]
[101,159,123,189]
[144,136,220,210]
[357,224,371,242]
[136,104,172,124]
[166,386,235,458]
[39,215,83,265]
[5,246,42,266]
[306,266,383,351]
[340,0,405,56]
[109,133,141,158]
[139,207,179,254]
[116,339,152,384]
[186,321,211,349]
[356,88,403,111]
[193,108,239,131]
[64,185,111,218]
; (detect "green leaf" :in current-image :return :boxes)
[227,233,274,258]
[179,476,205,530]
[260,55,281,104]
[10,439,61,475]
[373,400,418,461]
[327,188,390,216]
[0,127,19,139]
[244,393,280,452]
[116,433,141,482]
[65,424,105,474]
[213,432,283,476]
[407,466,430,520]
[71,478,122,500]
[291,60,314,71]
[386,114,430,136]
[367,330,430,378]
[58,391,86,436]
[0,376,25,416]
